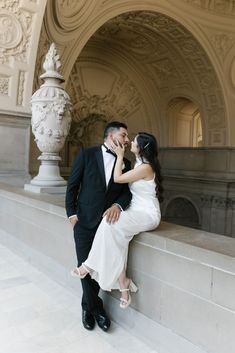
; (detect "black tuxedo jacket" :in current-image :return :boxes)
[65,145,132,229]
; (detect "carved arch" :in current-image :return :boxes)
[35,1,230,146]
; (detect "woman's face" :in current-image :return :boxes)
[130,136,140,155]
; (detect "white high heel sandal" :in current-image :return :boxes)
[71,263,90,279]
[120,280,138,309]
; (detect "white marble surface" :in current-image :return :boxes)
[0,242,157,353]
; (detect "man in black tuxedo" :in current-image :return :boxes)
[65,121,132,332]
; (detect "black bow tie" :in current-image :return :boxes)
[103,144,116,157]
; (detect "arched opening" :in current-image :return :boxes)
[164,197,200,229]
[31,7,228,182]
[168,97,203,147]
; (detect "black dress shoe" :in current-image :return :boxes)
[94,310,111,332]
[82,310,95,330]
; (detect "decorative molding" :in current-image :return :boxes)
[213,197,233,209]
[182,0,235,16]
[67,59,142,124]
[47,0,97,31]
[0,11,22,49]
[0,75,10,96]
[68,113,107,147]
[17,71,25,106]
[94,11,226,135]
[200,195,214,207]
[208,129,226,145]
[210,33,235,59]
[0,1,33,64]
[34,3,230,146]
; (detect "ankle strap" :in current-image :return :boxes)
[120,288,130,292]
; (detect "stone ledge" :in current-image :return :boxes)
[0,184,235,353]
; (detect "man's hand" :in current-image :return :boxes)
[69,215,78,227]
[102,205,121,224]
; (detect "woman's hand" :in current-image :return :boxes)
[69,215,78,227]
[111,140,125,158]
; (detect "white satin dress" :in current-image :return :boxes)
[84,162,161,291]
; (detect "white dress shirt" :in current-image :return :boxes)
[102,143,116,187]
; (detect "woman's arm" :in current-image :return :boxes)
[114,158,152,183]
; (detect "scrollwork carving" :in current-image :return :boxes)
[68,60,141,125]
[17,71,25,105]
[0,1,33,64]
[68,113,107,147]
[50,0,97,31]
[210,33,235,59]
[0,11,22,49]
[182,0,235,16]
[0,76,10,95]
[94,10,226,134]
[200,195,214,207]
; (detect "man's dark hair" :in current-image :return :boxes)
[103,121,127,139]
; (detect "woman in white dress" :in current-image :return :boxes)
[71,132,163,308]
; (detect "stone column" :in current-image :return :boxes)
[24,43,72,194]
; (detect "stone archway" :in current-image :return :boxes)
[34,2,229,149]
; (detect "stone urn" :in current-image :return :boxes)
[29,43,72,188]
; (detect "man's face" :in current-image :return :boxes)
[111,127,129,147]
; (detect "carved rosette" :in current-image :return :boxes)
[30,43,72,187]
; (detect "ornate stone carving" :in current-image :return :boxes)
[213,197,232,209]
[17,71,25,105]
[209,129,225,145]
[38,5,228,146]
[210,33,235,59]
[68,60,141,124]
[30,43,72,187]
[200,195,214,207]
[0,11,22,49]
[0,1,33,64]
[182,0,235,16]
[208,108,225,128]
[32,21,51,91]
[0,76,10,95]
[48,0,97,31]
[94,11,226,138]
[68,113,107,147]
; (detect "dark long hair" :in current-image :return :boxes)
[137,132,164,202]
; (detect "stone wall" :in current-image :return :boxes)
[161,147,235,237]
[0,113,31,186]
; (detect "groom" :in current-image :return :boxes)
[65,121,132,332]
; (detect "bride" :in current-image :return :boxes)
[71,132,163,309]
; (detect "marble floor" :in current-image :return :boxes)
[0,242,157,353]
